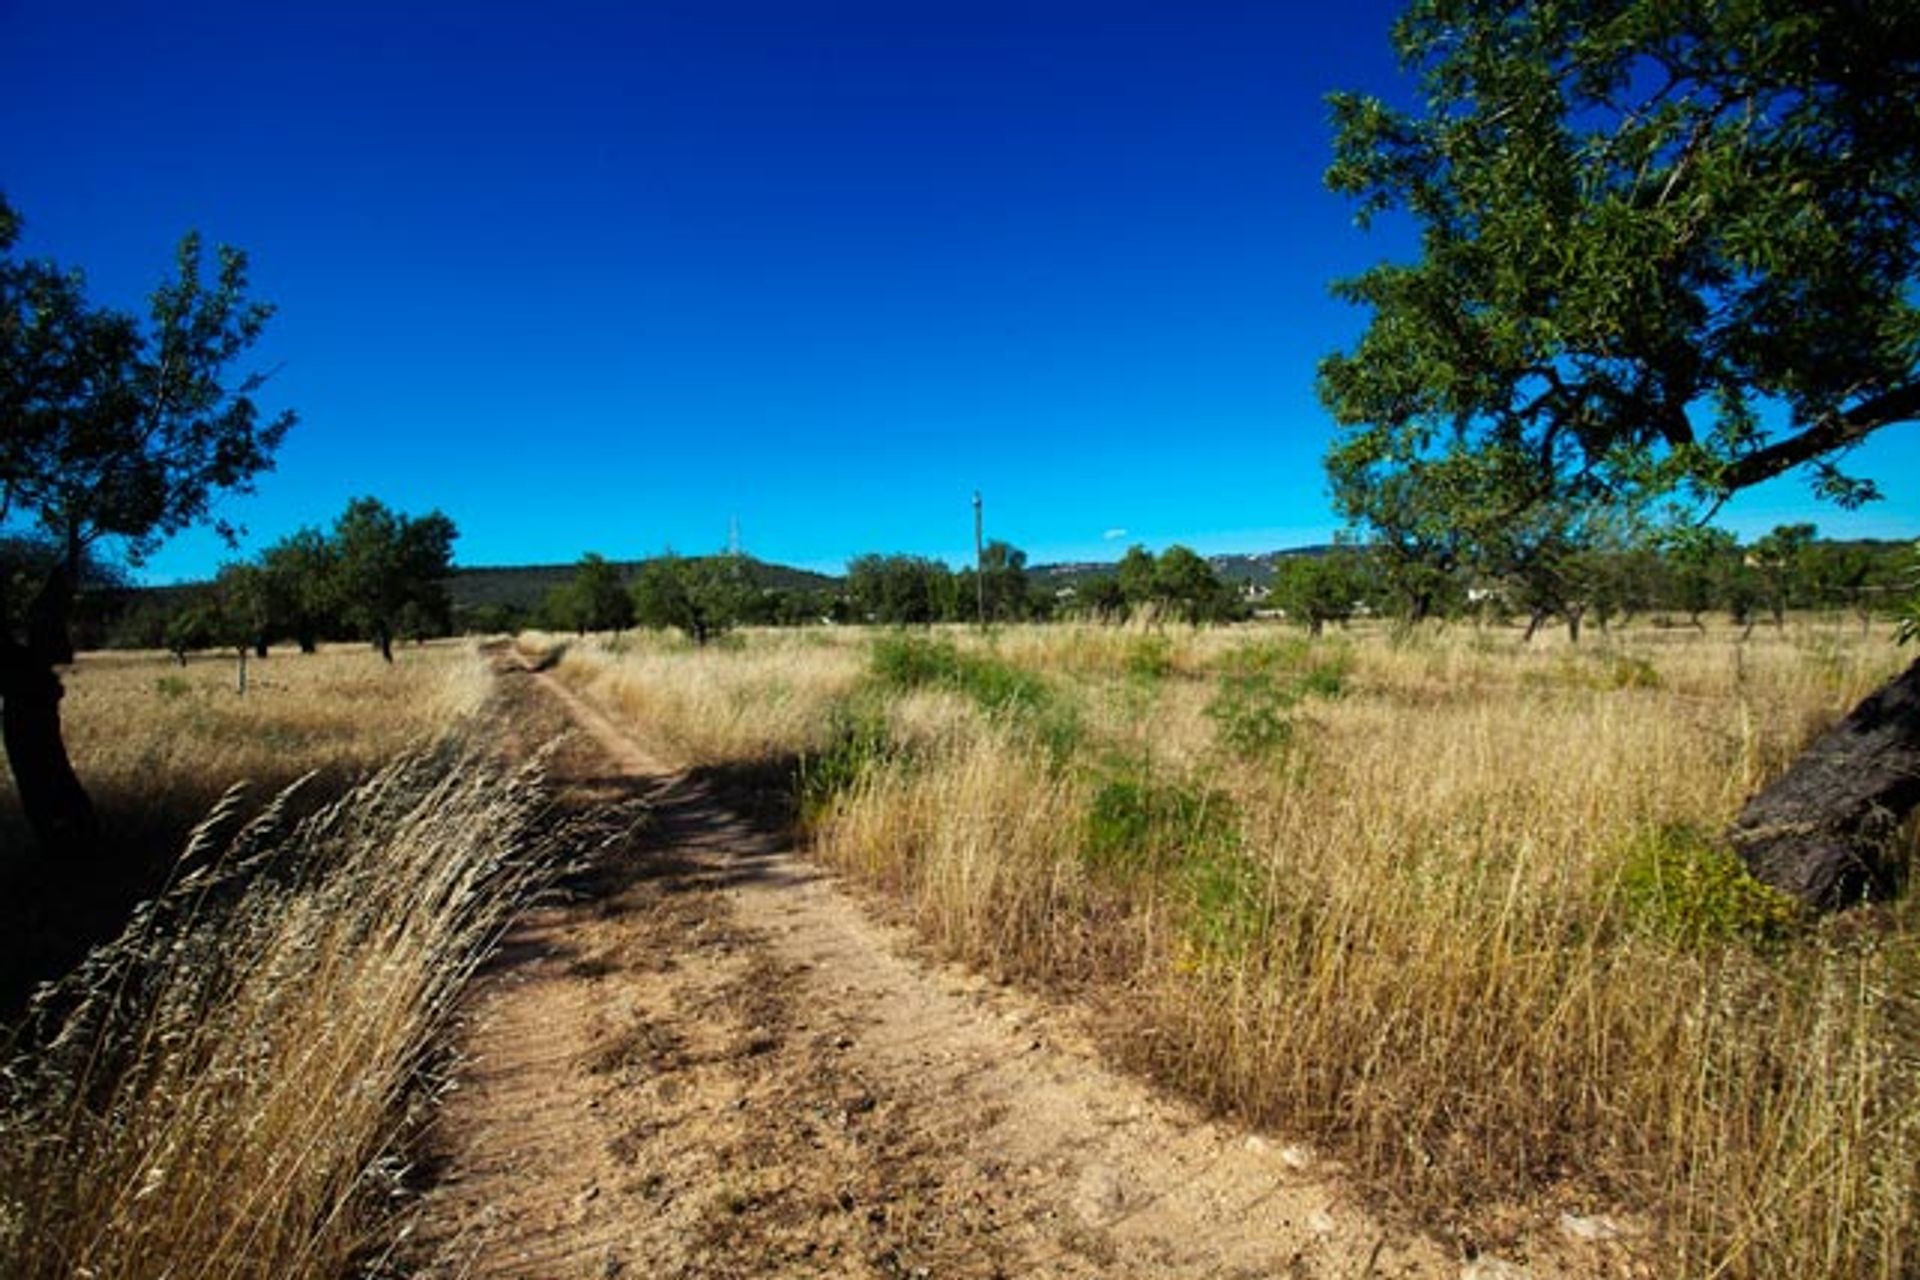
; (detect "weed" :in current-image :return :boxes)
[1082,758,1238,880]
[1616,824,1810,947]
[1123,635,1173,682]
[1205,671,1296,758]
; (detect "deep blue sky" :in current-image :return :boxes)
[4,1,1915,582]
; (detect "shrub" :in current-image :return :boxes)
[1082,759,1238,880]
[1616,825,1810,948]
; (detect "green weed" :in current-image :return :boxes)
[1616,825,1810,948]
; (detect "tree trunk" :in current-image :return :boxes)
[1729,655,1920,910]
[1565,606,1584,644]
[377,630,394,663]
[0,558,99,858]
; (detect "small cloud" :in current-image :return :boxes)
[1102,527,1127,540]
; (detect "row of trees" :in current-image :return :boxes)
[523,531,1915,649]
[138,498,458,664]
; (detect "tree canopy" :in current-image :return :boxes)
[1321,0,1920,532]
[330,497,457,662]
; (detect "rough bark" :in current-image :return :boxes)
[1729,655,1920,910]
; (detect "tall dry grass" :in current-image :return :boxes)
[532,628,866,769]
[564,618,1919,1277]
[0,743,560,1279]
[0,639,561,1279]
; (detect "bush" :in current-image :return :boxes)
[1616,825,1810,948]
[1205,672,1297,758]
[1082,759,1238,880]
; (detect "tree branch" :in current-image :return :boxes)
[1719,384,1920,491]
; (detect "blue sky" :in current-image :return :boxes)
[4,1,1915,583]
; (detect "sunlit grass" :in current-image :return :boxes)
[561,616,1919,1277]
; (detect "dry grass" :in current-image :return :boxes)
[529,628,866,769]
[16,640,493,824]
[0,640,560,1279]
[0,743,560,1280]
[563,617,1920,1277]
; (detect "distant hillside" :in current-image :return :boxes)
[1029,546,1335,589]
[449,555,839,612]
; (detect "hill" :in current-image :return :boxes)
[449,555,839,612]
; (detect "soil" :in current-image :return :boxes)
[405,656,1625,1279]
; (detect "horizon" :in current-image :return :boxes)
[5,1,1917,586]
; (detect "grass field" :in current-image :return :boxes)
[0,640,558,1280]
[546,618,1920,1278]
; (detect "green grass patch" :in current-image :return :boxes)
[1616,825,1811,948]
[1082,757,1239,880]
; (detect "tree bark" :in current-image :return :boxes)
[0,555,100,858]
[1729,654,1920,910]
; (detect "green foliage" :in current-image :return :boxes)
[631,554,748,645]
[1081,759,1239,880]
[1617,826,1811,949]
[331,497,457,660]
[1205,672,1297,758]
[798,699,896,820]
[153,675,191,700]
[846,554,952,625]
[1205,643,1349,759]
[547,552,634,634]
[1176,846,1271,971]
[870,634,1049,716]
[1322,1,1920,589]
[1605,654,1661,691]
[1897,542,1920,646]
[1271,552,1366,635]
[1123,635,1173,682]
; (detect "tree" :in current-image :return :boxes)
[1152,545,1231,624]
[977,540,1031,623]
[1,197,293,854]
[632,554,747,644]
[1749,523,1817,629]
[1115,545,1158,611]
[1272,552,1364,637]
[573,552,635,634]
[1323,1,1920,908]
[260,527,339,653]
[846,554,949,626]
[330,498,456,663]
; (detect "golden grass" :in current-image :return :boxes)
[530,628,866,769]
[14,641,494,822]
[0,744,558,1280]
[0,640,555,1279]
[564,617,1920,1277]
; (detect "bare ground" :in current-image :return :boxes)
[405,659,1626,1279]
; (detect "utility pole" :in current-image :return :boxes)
[973,490,986,628]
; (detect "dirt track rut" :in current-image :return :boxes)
[406,662,1578,1279]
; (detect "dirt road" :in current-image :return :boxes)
[407,661,1579,1279]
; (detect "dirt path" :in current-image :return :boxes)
[408,662,1592,1279]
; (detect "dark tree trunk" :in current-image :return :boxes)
[1729,655,1920,910]
[0,560,99,858]
[1523,608,1549,642]
[1565,606,1584,644]
[377,630,394,663]
[297,633,317,655]
[253,636,269,659]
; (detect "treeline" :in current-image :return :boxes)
[527,540,1255,643]
[69,525,1917,657]
[99,497,457,662]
